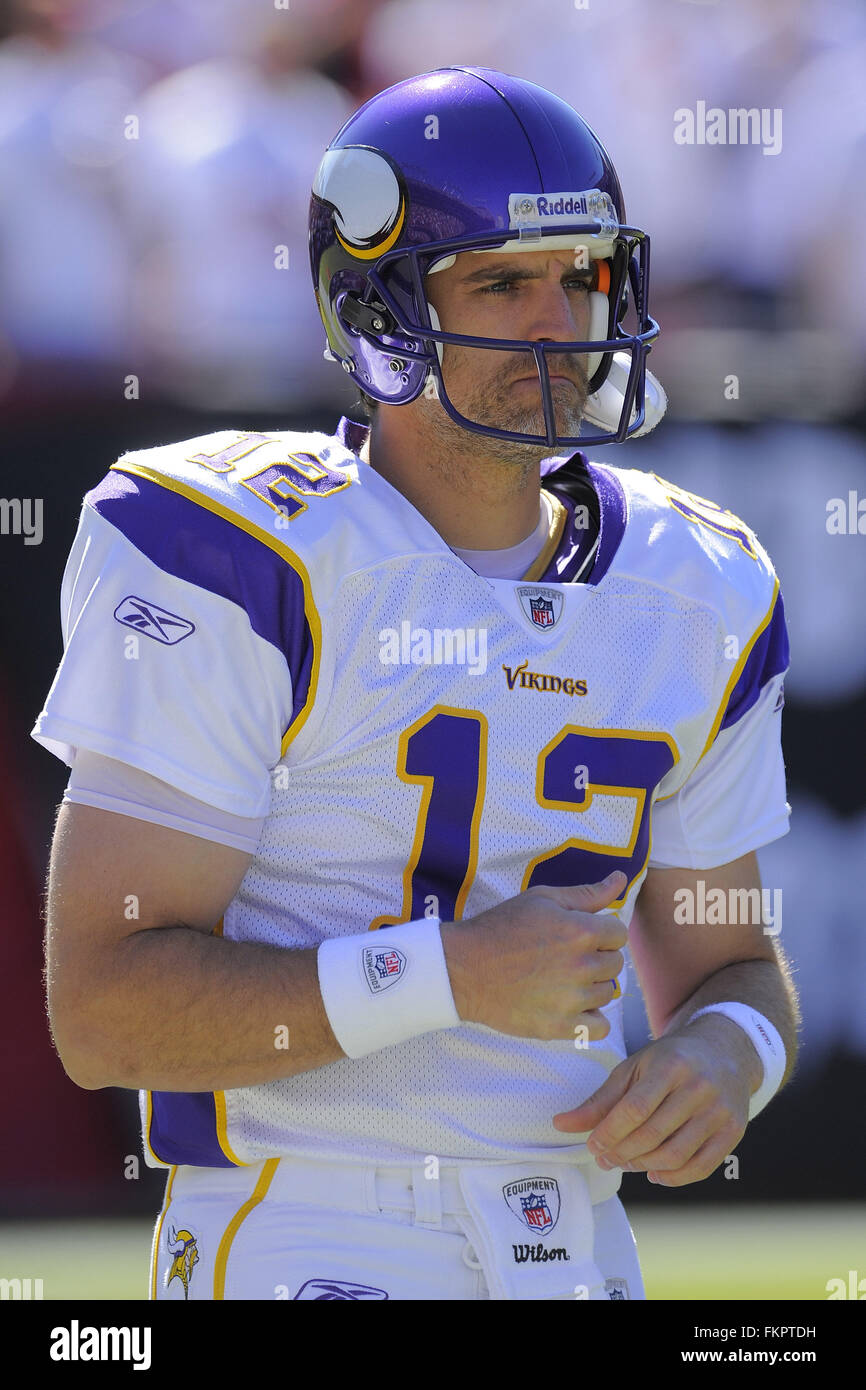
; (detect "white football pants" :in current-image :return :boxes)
[150,1153,646,1301]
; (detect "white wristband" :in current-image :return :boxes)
[317,918,462,1059]
[686,1003,787,1120]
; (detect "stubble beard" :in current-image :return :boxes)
[422,352,590,482]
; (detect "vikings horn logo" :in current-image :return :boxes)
[166,1225,199,1299]
[312,145,406,259]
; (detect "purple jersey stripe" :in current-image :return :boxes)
[583,463,628,585]
[537,491,597,583]
[86,469,314,732]
[149,1092,237,1168]
[537,455,627,583]
[336,415,370,456]
[720,589,789,732]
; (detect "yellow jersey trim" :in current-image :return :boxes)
[213,1159,281,1299]
[521,492,570,582]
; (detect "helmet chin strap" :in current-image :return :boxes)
[425,301,445,364]
[582,353,668,439]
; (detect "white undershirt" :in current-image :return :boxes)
[451,491,553,579]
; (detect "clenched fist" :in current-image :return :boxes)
[440,872,627,1041]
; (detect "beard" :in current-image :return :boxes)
[422,348,591,470]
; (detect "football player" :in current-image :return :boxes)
[35,66,799,1301]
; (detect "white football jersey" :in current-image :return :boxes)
[32,417,790,1169]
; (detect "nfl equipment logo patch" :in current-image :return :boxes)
[517,585,563,631]
[502,1177,561,1235]
[362,945,407,993]
[605,1277,629,1299]
[531,597,555,627]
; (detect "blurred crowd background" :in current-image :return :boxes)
[1,0,864,1219]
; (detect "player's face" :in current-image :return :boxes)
[424,246,594,443]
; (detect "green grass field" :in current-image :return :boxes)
[2,1204,860,1301]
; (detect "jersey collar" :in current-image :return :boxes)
[334,416,627,585]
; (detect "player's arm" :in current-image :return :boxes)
[46,801,344,1092]
[49,798,632,1091]
[628,850,799,1090]
[553,852,801,1184]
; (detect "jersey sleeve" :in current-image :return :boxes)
[62,748,267,853]
[31,466,313,818]
[648,588,791,870]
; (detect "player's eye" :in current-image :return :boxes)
[478,274,593,296]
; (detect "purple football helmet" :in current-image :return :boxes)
[309,66,663,447]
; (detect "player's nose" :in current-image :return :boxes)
[524,280,590,345]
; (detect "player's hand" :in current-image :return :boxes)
[440,871,627,1041]
[551,1031,751,1186]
